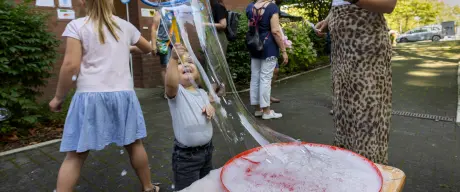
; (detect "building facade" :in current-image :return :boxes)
[24,0,251,98]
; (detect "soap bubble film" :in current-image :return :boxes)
[159,0,300,156]
[150,0,383,191]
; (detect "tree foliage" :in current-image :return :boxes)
[0,1,60,134]
[385,0,460,33]
[282,0,332,23]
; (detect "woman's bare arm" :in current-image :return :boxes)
[214,18,227,31]
[270,13,286,52]
[204,18,227,31]
[151,12,161,53]
[354,0,397,13]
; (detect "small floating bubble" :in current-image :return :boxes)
[121,170,127,176]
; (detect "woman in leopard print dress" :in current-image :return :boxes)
[316,0,397,164]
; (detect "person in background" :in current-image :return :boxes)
[165,44,215,191]
[151,7,173,99]
[203,0,228,96]
[49,0,159,191]
[210,0,228,54]
[269,0,284,104]
[316,0,396,164]
[247,0,288,120]
[270,65,281,103]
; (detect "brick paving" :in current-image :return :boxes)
[0,41,459,192]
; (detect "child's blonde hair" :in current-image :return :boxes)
[85,0,121,44]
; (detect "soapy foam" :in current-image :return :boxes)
[222,144,382,192]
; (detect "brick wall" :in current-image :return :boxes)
[24,0,252,98]
[223,0,252,11]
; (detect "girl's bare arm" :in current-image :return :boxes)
[54,38,82,100]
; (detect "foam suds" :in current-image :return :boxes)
[222,144,382,192]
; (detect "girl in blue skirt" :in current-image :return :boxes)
[48,0,159,191]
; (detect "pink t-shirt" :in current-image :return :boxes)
[62,16,141,92]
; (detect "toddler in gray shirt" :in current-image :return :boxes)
[165,43,215,191]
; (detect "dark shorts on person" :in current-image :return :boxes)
[159,46,172,67]
[172,139,214,191]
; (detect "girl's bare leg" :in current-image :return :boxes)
[125,140,156,191]
[56,151,89,192]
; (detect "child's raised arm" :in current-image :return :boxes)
[165,43,186,98]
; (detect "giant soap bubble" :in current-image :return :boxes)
[140,0,383,191]
[142,0,299,154]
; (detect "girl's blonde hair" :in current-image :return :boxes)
[85,0,120,44]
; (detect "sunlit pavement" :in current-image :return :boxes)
[0,41,459,192]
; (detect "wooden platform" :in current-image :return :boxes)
[377,164,406,192]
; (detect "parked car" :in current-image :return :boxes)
[396,25,443,43]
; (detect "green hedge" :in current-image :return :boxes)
[226,12,321,87]
[0,1,60,135]
[280,22,317,74]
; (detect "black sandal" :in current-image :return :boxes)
[143,183,160,192]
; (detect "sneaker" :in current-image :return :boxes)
[255,110,263,117]
[262,110,283,120]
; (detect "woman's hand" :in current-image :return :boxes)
[49,97,64,112]
[282,51,288,65]
[203,104,215,120]
[315,20,329,37]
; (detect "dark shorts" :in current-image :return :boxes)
[159,46,172,67]
[172,139,214,191]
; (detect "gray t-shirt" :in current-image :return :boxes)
[168,85,213,147]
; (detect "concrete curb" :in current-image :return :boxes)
[233,64,331,94]
[0,139,61,157]
[457,61,460,126]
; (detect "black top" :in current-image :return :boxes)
[212,3,227,23]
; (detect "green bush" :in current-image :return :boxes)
[0,1,60,134]
[280,22,318,74]
[226,12,251,86]
[308,26,327,57]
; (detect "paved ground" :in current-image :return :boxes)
[0,41,460,192]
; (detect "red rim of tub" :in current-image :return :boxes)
[220,142,383,192]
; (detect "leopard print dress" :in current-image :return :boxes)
[329,5,392,164]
